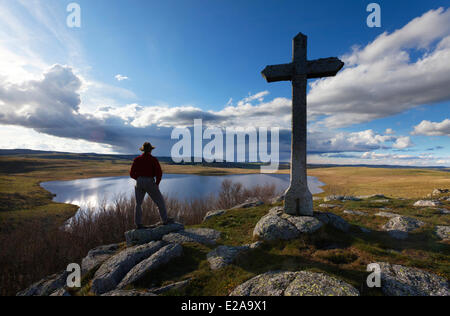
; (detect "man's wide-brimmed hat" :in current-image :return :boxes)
[140,142,156,152]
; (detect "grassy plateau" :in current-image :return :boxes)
[0,154,449,296]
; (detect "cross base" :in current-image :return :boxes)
[284,185,313,216]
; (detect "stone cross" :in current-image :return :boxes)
[262,33,344,216]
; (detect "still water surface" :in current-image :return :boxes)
[41,174,324,211]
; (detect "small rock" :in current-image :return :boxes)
[81,243,120,275]
[118,243,183,289]
[413,200,442,207]
[438,209,450,215]
[435,226,450,241]
[230,271,359,296]
[203,210,226,222]
[102,290,157,296]
[17,271,68,296]
[163,228,221,246]
[372,199,390,204]
[253,214,299,241]
[382,216,425,240]
[344,210,368,216]
[92,241,165,295]
[125,223,184,246]
[231,198,264,209]
[359,227,371,233]
[207,245,249,270]
[319,204,338,209]
[376,262,449,296]
[315,212,350,232]
[313,196,323,201]
[375,212,400,218]
[432,188,449,196]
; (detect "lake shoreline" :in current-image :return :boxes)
[41,174,326,213]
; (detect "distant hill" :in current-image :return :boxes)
[0,149,447,171]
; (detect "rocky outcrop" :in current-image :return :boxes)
[253,207,323,241]
[230,271,359,296]
[118,243,183,289]
[435,226,450,241]
[91,241,165,295]
[17,271,69,296]
[162,228,221,246]
[207,242,262,270]
[203,210,226,222]
[382,216,425,240]
[81,243,120,275]
[376,262,449,296]
[125,223,184,246]
[413,200,442,207]
[231,198,264,209]
[254,207,351,241]
[253,213,300,241]
[315,212,350,232]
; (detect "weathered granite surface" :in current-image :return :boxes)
[382,216,425,240]
[125,223,184,246]
[207,242,262,270]
[230,271,359,296]
[81,243,120,274]
[118,243,183,289]
[17,271,68,296]
[91,241,165,295]
[435,226,450,241]
[376,262,449,296]
[315,212,350,232]
[162,228,221,246]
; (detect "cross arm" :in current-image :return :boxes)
[261,63,294,83]
[307,57,344,79]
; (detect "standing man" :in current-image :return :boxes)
[130,142,173,229]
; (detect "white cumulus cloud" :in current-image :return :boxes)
[412,119,450,136]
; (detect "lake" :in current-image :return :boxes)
[41,174,324,211]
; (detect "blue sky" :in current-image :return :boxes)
[0,0,448,166]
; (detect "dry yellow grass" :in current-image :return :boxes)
[308,167,450,198]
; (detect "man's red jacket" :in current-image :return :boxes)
[130,153,163,185]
